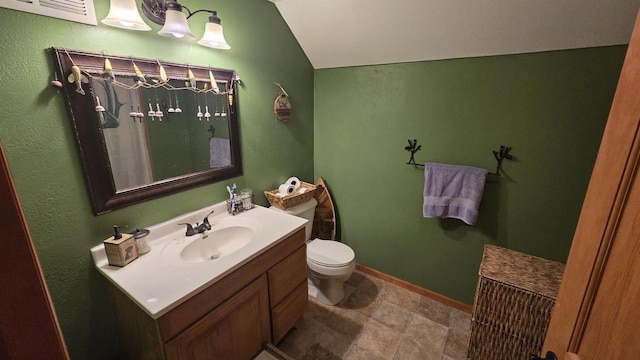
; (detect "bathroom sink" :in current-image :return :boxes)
[161,218,263,267]
[90,202,307,318]
[180,226,254,263]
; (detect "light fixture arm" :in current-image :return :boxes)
[184,8,219,22]
[141,0,220,25]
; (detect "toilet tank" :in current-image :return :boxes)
[271,198,317,240]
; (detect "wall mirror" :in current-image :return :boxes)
[51,48,242,215]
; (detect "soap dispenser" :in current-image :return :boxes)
[103,225,138,267]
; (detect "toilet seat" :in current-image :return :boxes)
[307,239,355,268]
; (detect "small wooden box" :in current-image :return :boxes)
[104,234,138,267]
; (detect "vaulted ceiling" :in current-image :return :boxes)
[271,0,640,69]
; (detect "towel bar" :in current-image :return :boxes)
[404,139,513,176]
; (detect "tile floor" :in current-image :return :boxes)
[277,270,472,360]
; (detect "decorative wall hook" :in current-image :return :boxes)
[491,145,513,176]
[405,139,422,165]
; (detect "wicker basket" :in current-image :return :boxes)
[467,245,565,360]
[264,182,317,210]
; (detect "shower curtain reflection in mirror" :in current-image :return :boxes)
[94,78,154,191]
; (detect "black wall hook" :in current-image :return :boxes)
[491,145,513,176]
[405,139,422,165]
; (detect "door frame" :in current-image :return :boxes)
[0,139,69,359]
[543,10,640,357]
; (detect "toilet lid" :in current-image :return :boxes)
[307,239,355,267]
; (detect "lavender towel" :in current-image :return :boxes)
[423,163,487,225]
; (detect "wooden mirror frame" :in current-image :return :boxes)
[51,48,242,215]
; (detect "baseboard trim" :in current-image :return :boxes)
[355,263,473,313]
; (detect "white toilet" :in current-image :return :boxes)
[272,198,356,305]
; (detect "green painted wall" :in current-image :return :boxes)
[0,0,628,356]
[313,47,626,304]
[0,1,313,358]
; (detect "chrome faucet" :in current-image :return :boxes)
[178,210,214,236]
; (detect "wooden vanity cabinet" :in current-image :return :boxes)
[271,280,308,343]
[268,245,308,343]
[110,227,307,360]
[165,275,270,359]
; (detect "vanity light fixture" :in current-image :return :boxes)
[195,11,231,50]
[102,0,231,50]
[157,1,231,50]
[102,0,151,31]
[156,1,195,40]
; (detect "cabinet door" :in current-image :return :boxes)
[271,281,308,344]
[165,275,270,360]
[268,245,307,306]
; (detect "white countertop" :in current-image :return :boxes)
[90,202,307,319]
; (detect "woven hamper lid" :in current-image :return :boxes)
[480,245,565,299]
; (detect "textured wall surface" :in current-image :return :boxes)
[314,47,626,304]
[0,1,313,358]
[0,1,628,357]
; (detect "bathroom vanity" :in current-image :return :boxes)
[90,203,308,359]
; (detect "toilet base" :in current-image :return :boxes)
[307,273,349,305]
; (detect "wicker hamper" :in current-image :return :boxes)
[467,245,565,360]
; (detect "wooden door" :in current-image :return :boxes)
[542,9,640,360]
[0,140,69,359]
[164,275,271,360]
